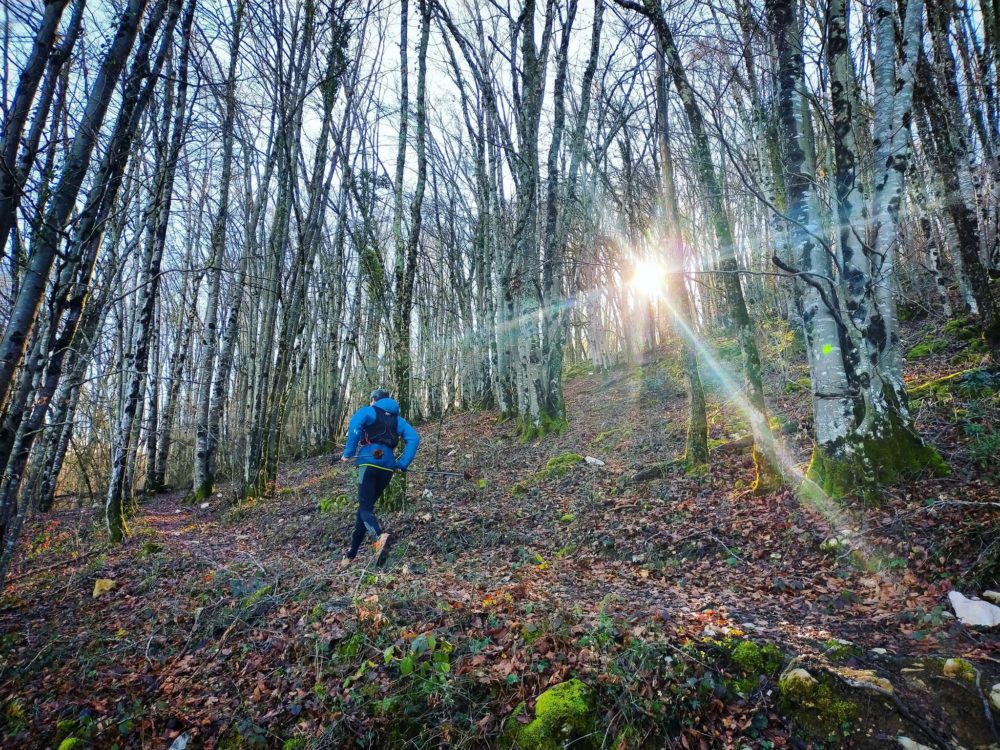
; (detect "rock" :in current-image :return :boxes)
[871,648,888,656]
[168,734,190,750]
[584,456,605,466]
[897,738,934,750]
[983,590,1000,605]
[200,502,210,509]
[943,658,976,681]
[948,591,1000,626]
[778,665,861,739]
[508,679,595,750]
[92,579,115,598]
[779,668,818,691]
[991,684,1000,712]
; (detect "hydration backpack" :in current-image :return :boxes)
[363,405,400,450]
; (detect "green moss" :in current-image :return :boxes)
[731,640,784,675]
[822,639,861,662]
[942,317,980,341]
[907,337,948,359]
[559,513,575,523]
[55,719,79,743]
[778,668,858,739]
[241,584,274,608]
[514,453,584,496]
[336,632,364,661]
[184,481,213,506]
[805,417,948,503]
[784,377,811,394]
[519,412,569,442]
[538,453,584,480]
[510,679,596,750]
[57,740,86,750]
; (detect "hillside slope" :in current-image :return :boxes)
[1,321,999,749]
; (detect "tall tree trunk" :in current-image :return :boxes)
[0,0,151,416]
[191,0,245,501]
[0,0,71,262]
[107,0,196,541]
[627,0,781,490]
[654,34,708,468]
[392,0,430,414]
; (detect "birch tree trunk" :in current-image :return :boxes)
[0,0,71,262]
[0,0,150,417]
[654,35,708,467]
[191,0,244,502]
[107,0,195,540]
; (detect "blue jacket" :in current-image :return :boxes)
[341,397,419,471]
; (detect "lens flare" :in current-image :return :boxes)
[629,260,667,299]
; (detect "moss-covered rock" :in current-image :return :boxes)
[513,453,584,495]
[778,666,859,740]
[943,658,976,682]
[509,679,596,750]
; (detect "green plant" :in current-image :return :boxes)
[964,423,1000,469]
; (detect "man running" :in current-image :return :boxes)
[339,388,419,567]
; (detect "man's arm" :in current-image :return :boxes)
[395,417,420,469]
[341,407,371,460]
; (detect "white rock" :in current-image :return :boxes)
[584,456,605,466]
[898,739,933,750]
[200,502,210,509]
[871,648,888,656]
[464,454,472,459]
[991,683,1000,712]
[948,591,1000,627]
[983,590,1000,605]
[169,733,190,750]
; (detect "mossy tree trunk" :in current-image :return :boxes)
[654,37,708,468]
[626,0,780,489]
[769,0,945,501]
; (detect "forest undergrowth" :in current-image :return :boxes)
[1,316,998,750]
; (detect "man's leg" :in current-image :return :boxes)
[346,467,380,558]
[346,509,367,559]
[357,467,387,539]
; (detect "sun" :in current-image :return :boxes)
[629,259,667,299]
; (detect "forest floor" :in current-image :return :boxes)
[1,317,999,750]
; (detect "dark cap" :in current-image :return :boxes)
[370,387,391,402]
